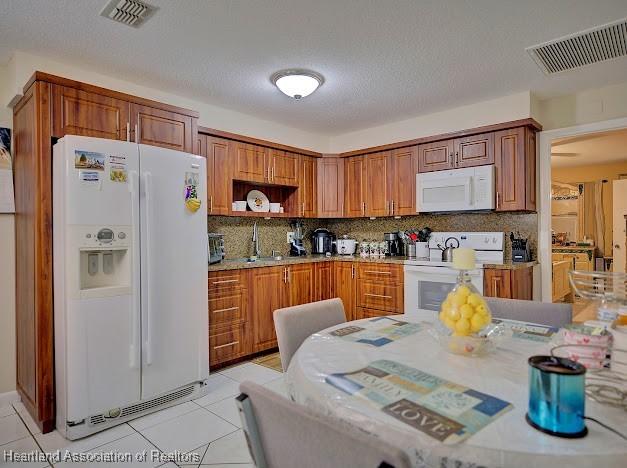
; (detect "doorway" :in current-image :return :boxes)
[539,118,627,321]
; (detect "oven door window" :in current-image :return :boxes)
[417,280,456,311]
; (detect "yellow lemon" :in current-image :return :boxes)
[456,285,471,298]
[476,304,489,316]
[455,318,471,335]
[451,293,467,307]
[471,313,488,332]
[467,293,484,307]
[460,304,474,319]
[446,307,461,321]
[443,317,456,330]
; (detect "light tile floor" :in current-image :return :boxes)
[0,362,284,467]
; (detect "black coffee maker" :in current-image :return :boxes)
[384,232,402,256]
[311,228,336,255]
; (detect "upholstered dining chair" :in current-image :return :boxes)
[274,298,346,371]
[237,381,412,468]
[485,297,572,328]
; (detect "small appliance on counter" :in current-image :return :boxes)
[510,232,531,262]
[290,220,307,256]
[384,232,402,256]
[336,235,358,255]
[208,233,225,264]
[311,228,336,255]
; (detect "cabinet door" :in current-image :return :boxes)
[344,156,367,217]
[315,262,335,301]
[391,146,418,216]
[495,128,526,211]
[511,267,533,300]
[525,128,537,211]
[334,262,355,321]
[52,85,129,140]
[130,103,193,153]
[252,266,287,352]
[300,156,317,217]
[232,142,267,183]
[206,136,232,215]
[418,140,454,173]
[271,150,299,185]
[288,264,315,306]
[317,157,344,217]
[484,269,512,298]
[455,132,494,168]
[365,151,392,217]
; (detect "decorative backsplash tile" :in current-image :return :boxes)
[207,212,537,261]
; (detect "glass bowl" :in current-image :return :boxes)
[429,320,508,357]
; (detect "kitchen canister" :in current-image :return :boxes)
[526,355,587,438]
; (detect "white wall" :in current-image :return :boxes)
[0,63,15,394]
[535,81,627,131]
[328,91,533,153]
[4,51,331,153]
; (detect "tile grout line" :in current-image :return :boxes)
[11,404,54,467]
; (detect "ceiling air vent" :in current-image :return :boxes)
[100,0,157,28]
[527,18,627,74]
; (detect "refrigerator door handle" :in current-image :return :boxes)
[129,170,140,369]
[143,171,153,366]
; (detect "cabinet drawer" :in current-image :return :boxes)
[208,270,247,291]
[209,291,246,330]
[209,326,245,365]
[356,281,403,313]
[356,307,401,320]
[357,263,403,282]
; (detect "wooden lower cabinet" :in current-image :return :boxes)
[334,262,357,321]
[251,266,288,352]
[356,307,402,320]
[355,263,404,314]
[315,262,335,301]
[288,264,315,306]
[483,267,533,300]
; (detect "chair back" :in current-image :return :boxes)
[274,298,346,371]
[237,381,412,468]
[485,297,572,328]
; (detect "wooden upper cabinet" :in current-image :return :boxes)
[344,156,367,217]
[525,129,537,211]
[317,157,344,218]
[232,142,267,183]
[495,127,527,211]
[455,132,494,168]
[51,85,129,140]
[418,140,454,173]
[206,136,232,215]
[130,103,193,153]
[391,146,418,216]
[300,156,317,218]
[270,150,299,185]
[365,151,392,217]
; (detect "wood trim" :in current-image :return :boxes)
[198,126,323,157]
[24,71,199,118]
[338,118,542,157]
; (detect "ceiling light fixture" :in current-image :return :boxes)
[271,69,324,99]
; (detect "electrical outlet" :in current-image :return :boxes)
[287,231,295,244]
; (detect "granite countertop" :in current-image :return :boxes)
[208,255,537,272]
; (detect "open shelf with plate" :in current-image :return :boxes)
[230,181,300,217]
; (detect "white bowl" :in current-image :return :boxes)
[269,203,281,213]
[233,201,247,212]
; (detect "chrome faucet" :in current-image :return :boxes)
[252,221,261,258]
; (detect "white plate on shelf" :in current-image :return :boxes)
[247,190,270,212]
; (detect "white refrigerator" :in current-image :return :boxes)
[53,135,209,439]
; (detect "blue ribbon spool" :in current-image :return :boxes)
[526,355,587,438]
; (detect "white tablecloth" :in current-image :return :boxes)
[286,311,627,468]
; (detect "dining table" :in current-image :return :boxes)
[285,310,627,468]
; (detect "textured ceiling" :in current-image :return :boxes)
[552,129,627,168]
[1,0,627,135]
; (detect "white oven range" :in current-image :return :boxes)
[404,232,504,318]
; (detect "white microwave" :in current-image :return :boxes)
[416,165,495,212]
